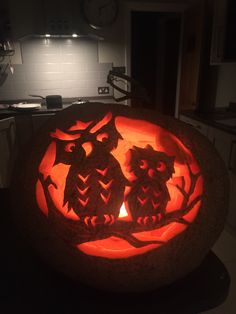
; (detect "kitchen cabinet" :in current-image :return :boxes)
[179,114,236,232]
[13,113,55,151]
[41,0,81,35]
[178,114,209,136]
[210,0,227,64]
[210,0,236,64]
[8,0,90,39]
[0,117,17,188]
[0,113,55,188]
[32,113,55,133]
[208,127,236,231]
[179,0,218,113]
[8,0,39,40]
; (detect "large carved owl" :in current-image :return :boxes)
[126,145,175,226]
[50,112,127,227]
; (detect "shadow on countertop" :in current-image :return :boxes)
[0,189,230,314]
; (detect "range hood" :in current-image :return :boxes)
[17,33,104,41]
[9,0,105,41]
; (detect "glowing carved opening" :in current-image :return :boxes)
[36,112,203,259]
[99,179,113,190]
[96,168,108,176]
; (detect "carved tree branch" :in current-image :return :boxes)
[37,159,203,248]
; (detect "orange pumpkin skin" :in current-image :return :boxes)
[11,103,229,292]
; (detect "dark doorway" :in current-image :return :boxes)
[131,11,181,116]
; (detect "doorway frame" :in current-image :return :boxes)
[123,1,187,117]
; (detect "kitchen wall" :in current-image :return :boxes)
[215,63,236,108]
[0,38,113,101]
[0,0,195,103]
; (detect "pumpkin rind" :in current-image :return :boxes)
[11,103,229,292]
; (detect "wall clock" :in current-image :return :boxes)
[82,0,118,29]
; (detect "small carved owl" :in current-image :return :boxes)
[126,145,175,226]
[50,112,127,227]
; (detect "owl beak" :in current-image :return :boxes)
[82,142,93,157]
[148,169,154,178]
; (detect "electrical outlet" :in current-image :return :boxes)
[98,86,110,95]
[112,66,126,74]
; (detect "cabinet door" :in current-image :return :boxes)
[32,113,55,133]
[179,0,204,111]
[0,117,17,188]
[208,127,236,169]
[208,127,236,231]
[179,115,209,136]
[179,0,217,112]
[228,172,236,230]
[9,0,42,39]
[41,0,80,35]
[227,139,236,230]
[210,0,227,64]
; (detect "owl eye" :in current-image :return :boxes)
[64,142,76,152]
[96,132,108,142]
[156,161,166,172]
[139,159,148,169]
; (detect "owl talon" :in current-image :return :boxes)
[137,216,152,225]
[109,214,115,225]
[83,215,97,227]
[137,215,162,226]
[152,216,157,223]
[104,214,110,224]
[84,216,90,226]
[83,214,116,226]
[137,217,143,225]
[151,214,162,224]
[158,213,162,220]
[91,215,98,227]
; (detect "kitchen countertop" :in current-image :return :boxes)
[180,109,236,136]
[0,97,115,119]
[2,104,236,136]
[0,103,73,119]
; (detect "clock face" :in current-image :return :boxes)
[82,0,118,29]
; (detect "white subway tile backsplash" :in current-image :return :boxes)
[60,54,76,63]
[62,70,87,80]
[0,38,112,100]
[10,89,29,100]
[62,88,90,98]
[28,80,63,90]
[86,63,111,72]
[23,53,61,64]
[63,80,88,89]
[25,72,62,81]
[62,63,81,73]
[12,81,28,90]
[81,71,102,80]
[28,89,62,98]
[32,63,63,72]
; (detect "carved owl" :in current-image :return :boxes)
[50,112,127,227]
[126,145,175,226]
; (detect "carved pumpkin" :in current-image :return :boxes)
[12,103,229,292]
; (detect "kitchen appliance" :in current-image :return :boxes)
[29,95,62,109]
